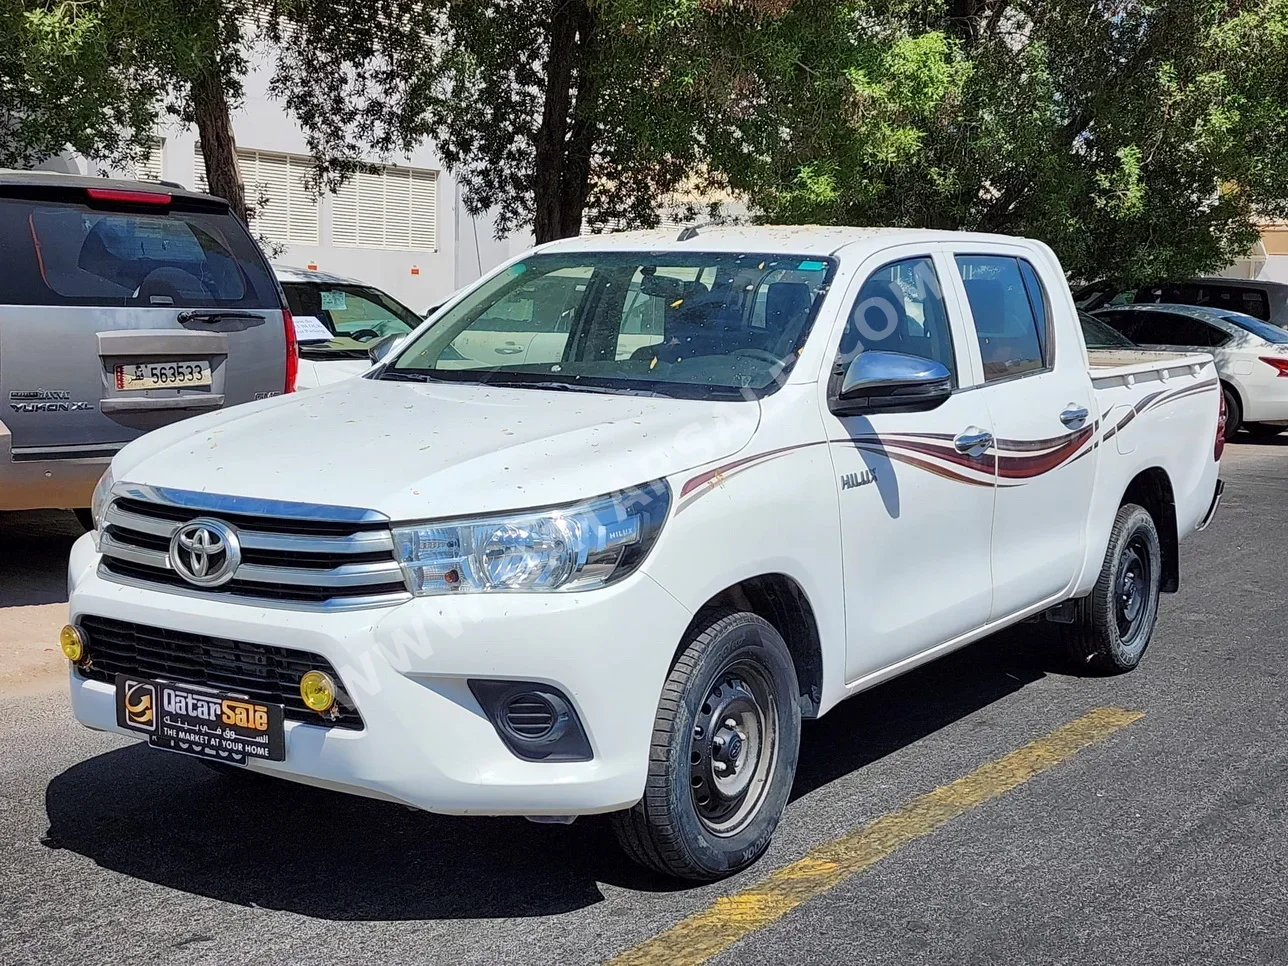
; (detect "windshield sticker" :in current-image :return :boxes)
[292,314,333,343]
[320,290,347,311]
[798,260,827,271]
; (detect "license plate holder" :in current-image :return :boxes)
[115,674,285,764]
[114,360,212,391]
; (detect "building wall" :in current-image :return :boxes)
[35,43,532,311]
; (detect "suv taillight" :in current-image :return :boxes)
[1214,389,1227,461]
[283,310,298,393]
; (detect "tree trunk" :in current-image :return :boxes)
[191,66,247,224]
[532,0,597,243]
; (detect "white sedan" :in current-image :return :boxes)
[1094,303,1288,439]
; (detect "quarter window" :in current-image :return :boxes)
[956,255,1047,381]
[838,256,956,382]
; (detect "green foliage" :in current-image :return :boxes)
[686,0,1288,284]
[0,1,164,168]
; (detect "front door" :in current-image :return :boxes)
[950,251,1097,618]
[821,251,996,684]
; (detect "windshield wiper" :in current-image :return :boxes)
[480,378,670,397]
[376,369,436,382]
[176,310,265,324]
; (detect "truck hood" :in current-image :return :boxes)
[112,378,760,521]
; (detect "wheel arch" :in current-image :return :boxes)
[1121,467,1179,593]
[680,573,825,718]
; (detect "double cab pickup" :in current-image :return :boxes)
[66,227,1224,879]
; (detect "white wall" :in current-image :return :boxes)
[37,41,531,311]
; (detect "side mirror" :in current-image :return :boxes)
[829,351,953,416]
[368,333,405,365]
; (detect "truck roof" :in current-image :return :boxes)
[539,224,1037,257]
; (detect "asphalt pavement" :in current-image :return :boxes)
[1,439,1285,965]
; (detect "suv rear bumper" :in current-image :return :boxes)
[0,419,109,511]
[66,533,693,816]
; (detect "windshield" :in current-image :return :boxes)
[282,282,421,352]
[387,251,836,399]
[1218,312,1288,344]
[1080,311,1135,348]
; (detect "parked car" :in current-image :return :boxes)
[1093,303,1288,438]
[275,265,425,388]
[0,171,294,526]
[66,227,1223,881]
[1076,276,1288,330]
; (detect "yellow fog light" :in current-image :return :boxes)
[59,625,85,663]
[299,670,336,713]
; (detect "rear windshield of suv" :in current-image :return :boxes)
[0,192,280,309]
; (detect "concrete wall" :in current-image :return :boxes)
[36,43,532,311]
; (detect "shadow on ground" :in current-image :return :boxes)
[43,625,1063,919]
[0,510,82,607]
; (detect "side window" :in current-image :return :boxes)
[955,255,1046,382]
[1133,314,1227,348]
[1096,310,1145,341]
[838,256,956,382]
[1017,260,1051,361]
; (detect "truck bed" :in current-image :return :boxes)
[1086,348,1214,386]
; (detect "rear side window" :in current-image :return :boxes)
[1129,313,1230,348]
[0,194,280,309]
[955,255,1047,381]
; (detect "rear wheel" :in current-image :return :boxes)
[612,611,801,881]
[1244,422,1285,439]
[1222,385,1242,442]
[1061,504,1162,674]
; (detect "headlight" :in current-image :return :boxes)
[392,480,671,596]
[90,466,115,531]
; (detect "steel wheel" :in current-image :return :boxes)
[1115,535,1153,646]
[688,660,779,836]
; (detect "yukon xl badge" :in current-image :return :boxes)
[8,389,95,414]
[841,469,878,490]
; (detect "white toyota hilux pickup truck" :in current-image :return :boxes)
[66,227,1225,880]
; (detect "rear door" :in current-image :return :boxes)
[0,183,286,457]
[950,250,1096,618]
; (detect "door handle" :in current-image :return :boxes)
[494,347,523,354]
[1060,406,1090,428]
[954,429,994,454]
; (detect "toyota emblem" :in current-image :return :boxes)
[169,518,241,587]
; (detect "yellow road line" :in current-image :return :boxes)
[607,706,1144,966]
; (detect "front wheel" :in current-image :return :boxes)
[1060,503,1162,674]
[612,611,801,881]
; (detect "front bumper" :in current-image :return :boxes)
[67,533,692,815]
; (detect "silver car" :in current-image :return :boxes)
[0,171,292,525]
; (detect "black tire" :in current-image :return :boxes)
[1061,504,1162,674]
[1222,385,1242,442]
[611,611,802,881]
[72,508,95,532]
[1244,422,1285,439]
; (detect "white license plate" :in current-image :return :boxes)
[114,361,212,390]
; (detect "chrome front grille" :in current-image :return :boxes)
[98,488,411,608]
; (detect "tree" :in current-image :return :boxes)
[268,0,716,243]
[689,0,1288,284]
[4,1,258,223]
[1,1,164,170]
